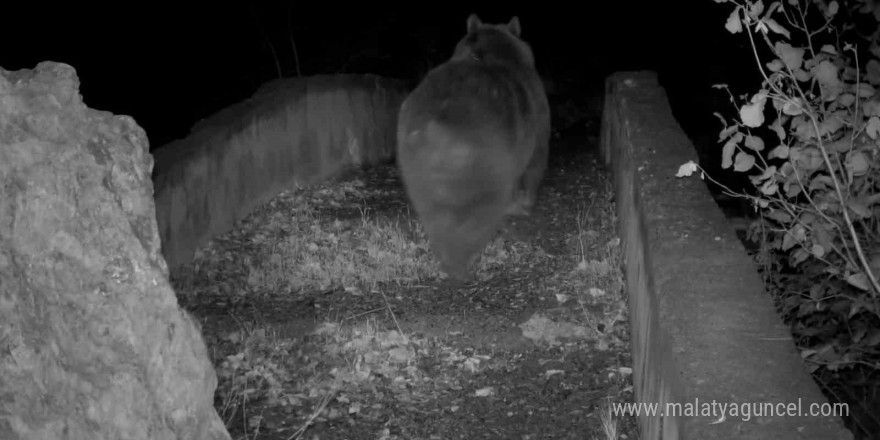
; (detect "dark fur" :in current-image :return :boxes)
[396,14,551,281]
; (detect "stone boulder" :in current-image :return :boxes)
[0,62,229,440]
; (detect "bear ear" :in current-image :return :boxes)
[507,17,521,37]
[467,14,482,32]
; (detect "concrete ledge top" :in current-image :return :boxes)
[605,71,853,440]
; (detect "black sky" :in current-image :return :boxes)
[2,1,746,149]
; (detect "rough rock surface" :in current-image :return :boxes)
[0,62,230,440]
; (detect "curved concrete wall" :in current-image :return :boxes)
[152,74,407,269]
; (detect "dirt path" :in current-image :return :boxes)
[171,131,638,439]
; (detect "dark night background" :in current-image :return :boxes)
[1,1,755,154]
[4,3,878,437]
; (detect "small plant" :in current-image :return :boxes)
[678,0,879,376]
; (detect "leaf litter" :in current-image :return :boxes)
[170,153,639,440]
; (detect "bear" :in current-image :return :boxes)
[396,14,551,282]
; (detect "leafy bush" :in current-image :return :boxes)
[679,0,880,374]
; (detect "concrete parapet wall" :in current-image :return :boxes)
[152,74,407,269]
[601,71,851,440]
